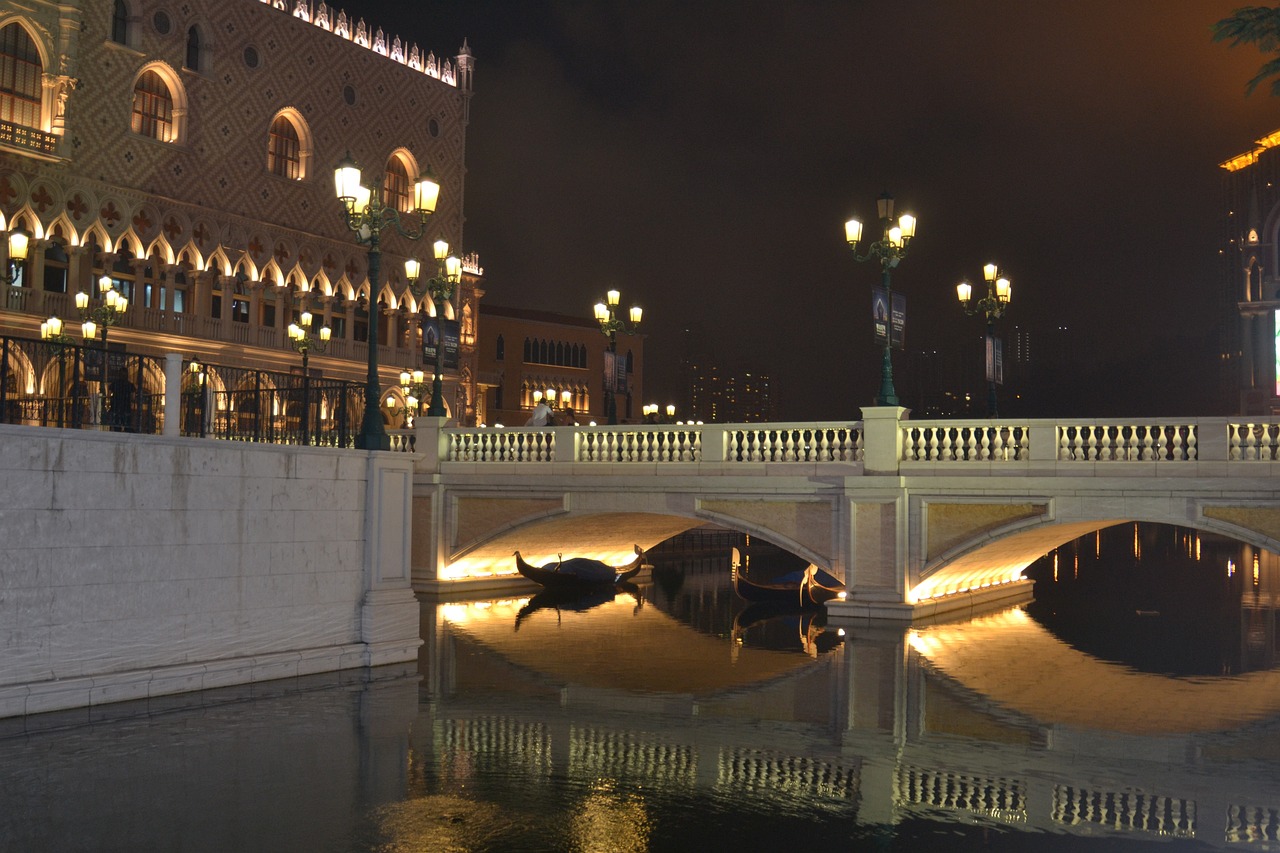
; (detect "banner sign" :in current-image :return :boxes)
[603,350,629,395]
[872,288,906,350]
[421,318,460,370]
[986,335,1004,385]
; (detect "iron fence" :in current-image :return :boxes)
[0,335,364,447]
[1,335,165,434]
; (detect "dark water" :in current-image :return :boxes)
[3,525,1280,852]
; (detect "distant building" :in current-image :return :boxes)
[1221,128,1280,415]
[684,353,776,423]
[477,303,645,426]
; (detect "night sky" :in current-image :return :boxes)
[350,0,1280,420]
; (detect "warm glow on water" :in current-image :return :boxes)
[4,526,1280,851]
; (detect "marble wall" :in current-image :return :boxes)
[0,424,419,718]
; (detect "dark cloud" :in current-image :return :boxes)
[354,0,1280,418]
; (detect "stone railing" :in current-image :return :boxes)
[432,421,865,465]
[406,412,1280,475]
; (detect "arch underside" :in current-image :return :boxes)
[914,507,1280,605]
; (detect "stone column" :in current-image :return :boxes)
[163,352,182,436]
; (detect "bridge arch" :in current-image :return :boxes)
[913,494,1280,603]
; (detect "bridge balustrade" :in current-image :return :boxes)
[416,414,1280,473]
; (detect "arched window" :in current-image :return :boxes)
[131,69,173,140]
[496,334,504,360]
[112,0,130,45]
[0,23,42,129]
[523,338,531,362]
[42,242,68,294]
[185,26,202,71]
[267,115,301,179]
[383,156,409,212]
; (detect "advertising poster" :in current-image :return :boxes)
[986,335,1004,385]
[872,288,906,350]
[603,350,629,395]
[421,318,460,370]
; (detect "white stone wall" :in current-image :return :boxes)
[0,424,418,717]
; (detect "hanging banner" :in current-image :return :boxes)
[986,335,1004,385]
[603,350,629,395]
[421,317,460,370]
[872,288,906,350]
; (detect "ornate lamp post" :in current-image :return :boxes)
[409,239,462,418]
[844,192,917,406]
[956,262,1012,417]
[40,314,73,427]
[398,367,429,424]
[76,274,128,427]
[333,153,440,450]
[593,289,642,424]
[187,357,208,438]
[288,310,331,442]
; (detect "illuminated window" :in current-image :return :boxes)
[267,115,300,178]
[131,70,173,140]
[0,23,42,129]
[383,156,409,212]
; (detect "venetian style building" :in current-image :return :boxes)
[0,0,484,433]
[477,303,646,427]
[1222,128,1280,416]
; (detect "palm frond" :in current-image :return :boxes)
[1247,55,1280,94]
[1214,6,1280,52]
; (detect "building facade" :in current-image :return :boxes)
[1222,128,1280,416]
[0,0,484,433]
[477,303,645,426]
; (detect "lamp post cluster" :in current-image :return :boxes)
[845,192,916,407]
[592,289,641,424]
[642,403,675,423]
[397,368,429,424]
[288,310,331,440]
[333,153,440,450]
[409,239,462,418]
[957,262,1012,417]
[75,274,129,425]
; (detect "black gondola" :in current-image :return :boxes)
[730,547,844,607]
[514,545,646,591]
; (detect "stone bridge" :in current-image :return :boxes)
[402,407,1280,622]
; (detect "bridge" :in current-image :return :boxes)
[404,406,1280,622]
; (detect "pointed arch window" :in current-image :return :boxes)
[185,25,203,71]
[383,156,410,212]
[112,0,130,45]
[268,115,301,179]
[0,23,42,128]
[131,69,174,140]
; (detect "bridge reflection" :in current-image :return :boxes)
[417,590,1280,848]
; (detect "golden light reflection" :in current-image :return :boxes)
[570,781,651,853]
[910,606,1280,734]
[1052,551,1059,583]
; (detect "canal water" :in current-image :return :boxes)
[2,523,1278,852]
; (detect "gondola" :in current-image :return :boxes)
[730,547,844,607]
[513,545,646,591]
[514,582,641,631]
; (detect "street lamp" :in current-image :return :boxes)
[593,289,642,424]
[76,274,128,427]
[3,228,30,286]
[40,314,73,427]
[409,238,463,418]
[956,262,1012,417]
[333,153,440,450]
[398,367,429,424]
[844,192,917,407]
[288,310,331,442]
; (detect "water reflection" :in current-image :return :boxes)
[5,530,1280,851]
